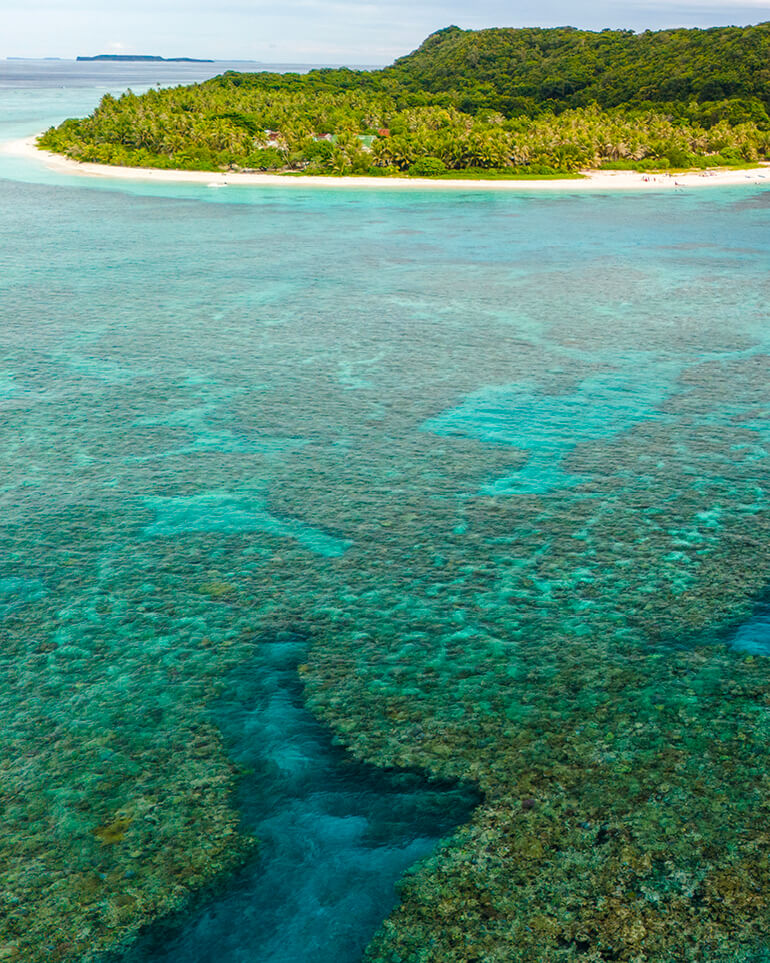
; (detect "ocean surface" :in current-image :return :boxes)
[1,60,769,963]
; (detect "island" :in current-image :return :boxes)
[42,24,770,178]
[76,54,214,62]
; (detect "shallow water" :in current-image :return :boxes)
[1,67,770,963]
[731,602,770,656]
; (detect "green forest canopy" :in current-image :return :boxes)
[39,23,770,175]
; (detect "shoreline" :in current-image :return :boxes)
[3,136,770,192]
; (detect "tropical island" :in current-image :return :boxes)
[76,55,215,62]
[40,24,770,177]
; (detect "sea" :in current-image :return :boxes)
[1,59,769,963]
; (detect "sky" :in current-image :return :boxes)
[2,0,770,63]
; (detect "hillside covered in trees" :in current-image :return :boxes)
[39,23,770,176]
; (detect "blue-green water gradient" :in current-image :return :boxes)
[1,66,769,962]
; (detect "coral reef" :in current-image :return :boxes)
[1,178,769,961]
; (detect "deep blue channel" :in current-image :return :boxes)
[115,634,479,963]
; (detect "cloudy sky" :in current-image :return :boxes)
[3,0,770,63]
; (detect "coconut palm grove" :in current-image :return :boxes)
[39,23,770,175]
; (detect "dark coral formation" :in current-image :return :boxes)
[1,181,769,962]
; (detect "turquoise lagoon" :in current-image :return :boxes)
[1,64,770,962]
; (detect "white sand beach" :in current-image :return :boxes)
[3,136,770,191]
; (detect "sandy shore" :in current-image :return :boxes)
[3,136,770,191]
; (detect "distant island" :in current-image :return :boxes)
[76,55,214,62]
[42,24,770,178]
